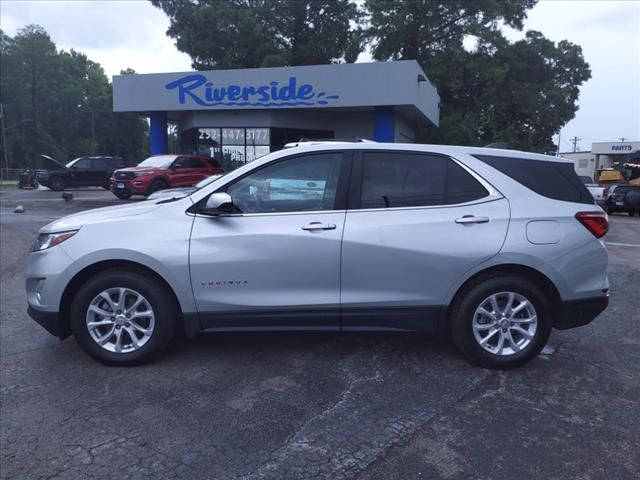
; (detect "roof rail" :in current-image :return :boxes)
[484,142,510,149]
[284,138,376,148]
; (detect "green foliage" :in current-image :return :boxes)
[365,0,591,153]
[0,25,148,169]
[151,0,362,69]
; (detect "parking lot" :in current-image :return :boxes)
[1,187,639,480]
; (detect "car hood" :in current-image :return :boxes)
[40,201,162,233]
[39,154,66,170]
[147,187,195,200]
[115,167,161,174]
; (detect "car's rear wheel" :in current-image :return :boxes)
[149,179,168,194]
[70,269,178,365]
[450,275,552,369]
[48,176,65,191]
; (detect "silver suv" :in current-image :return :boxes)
[26,143,609,368]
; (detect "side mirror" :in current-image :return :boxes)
[202,192,234,216]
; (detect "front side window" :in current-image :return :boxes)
[172,157,189,169]
[226,153,343,214]
[73,159,92,170]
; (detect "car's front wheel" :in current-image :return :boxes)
[450,275,552,369]
[70,268,178,365]
[149,179,168,194]
[113,190,132,200]
[48,176,66,191]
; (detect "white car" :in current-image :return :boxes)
[26,142,609,368]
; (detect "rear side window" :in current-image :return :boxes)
[189,158,206,168]
[206,158,222,169]
[359,152,488,208]
[92,158,107,169]
[446,160,489,204]
[473,155,594,205]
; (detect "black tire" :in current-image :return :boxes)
[48,176,65,191]
[70,268,179,366]
[450,275,553,369]
[149,179,168,194]
[114,190,132,200]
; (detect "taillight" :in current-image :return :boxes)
[575,211,608,238]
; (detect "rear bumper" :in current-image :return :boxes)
[554,295,609,330]
[27,306,69,339]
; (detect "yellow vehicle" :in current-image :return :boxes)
[597,169,624,183]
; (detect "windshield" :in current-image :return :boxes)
[137,155,177,168]
[194,174,223,189]
[65,158,82,168]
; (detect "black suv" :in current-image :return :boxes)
[36,155,125,191]
[605,184,640,216]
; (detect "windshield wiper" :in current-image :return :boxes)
[156,196,183,204]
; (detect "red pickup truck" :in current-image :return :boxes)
[111,154,223,199]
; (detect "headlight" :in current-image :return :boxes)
[32,230,78,252]
[134,172,153,177]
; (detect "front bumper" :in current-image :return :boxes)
[27,306,69,339]
[554,294,609,330]
[111,178,149,194]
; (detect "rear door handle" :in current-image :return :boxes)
[301,222,336,231]
[455,215,490,225]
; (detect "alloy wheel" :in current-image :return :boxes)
[85,287,155,353]
[472,291,538,356]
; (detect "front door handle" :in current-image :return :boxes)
[301,222,336,231]
[455,215,490,225]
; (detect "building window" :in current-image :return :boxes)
[579,159,588,168]
[182,127,334,172]
[195,127,270,172]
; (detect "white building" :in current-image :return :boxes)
[561,141,640,180]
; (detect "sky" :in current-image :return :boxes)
[1,0,638,152]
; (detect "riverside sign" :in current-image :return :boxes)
[165,74,340,107]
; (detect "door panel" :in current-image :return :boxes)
[190,212,345,328]
[189,150,349,330]
[340,199,510,329]
[340,149,509,331]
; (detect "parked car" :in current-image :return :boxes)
[579,176,608,206]
[604,184,640,216]
[111,154,223,199]
[26,142,609,369]
[35,155,125,191]
[147,174,224,201]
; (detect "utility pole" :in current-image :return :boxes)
[0,104,7,183]
[557,130,562,156]
[91,111,96,155]
[619,137,627,143]
[570,136,581,152]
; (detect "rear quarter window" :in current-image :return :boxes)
[473,155,594,205]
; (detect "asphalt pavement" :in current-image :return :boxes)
[1,187,638,480]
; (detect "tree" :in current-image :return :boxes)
[365,0,591,153]
[0,26,148,168]
[151,0,362,69]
